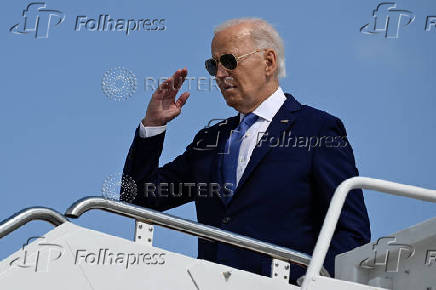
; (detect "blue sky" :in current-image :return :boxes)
[1,0,435,260]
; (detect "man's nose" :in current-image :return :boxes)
[215,62,229,78]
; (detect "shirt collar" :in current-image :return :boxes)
[239,86,287,123]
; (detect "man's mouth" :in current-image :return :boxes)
[222,85,237,91]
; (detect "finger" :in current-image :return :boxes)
[159,76,176,102]
[176,68,188,87]
[175,91,190,108]
[168,75,176,94]
[166,72,181,100]
[158,68,188,100]
[156,78,172,94]
[172,68,188,91]
[172,69,181,89]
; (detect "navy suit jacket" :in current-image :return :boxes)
[122,93,371,284]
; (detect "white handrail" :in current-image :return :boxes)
[302,176,436,289]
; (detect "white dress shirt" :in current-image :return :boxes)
[139,86,287,187]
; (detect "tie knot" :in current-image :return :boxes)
[241,112,258,128]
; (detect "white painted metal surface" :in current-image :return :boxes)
[0,222,301,290]
[0,222,385,290]
[302,177,436,290]
[336,217,436,290]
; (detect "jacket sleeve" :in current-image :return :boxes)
[121,126,203,211]
[312,116,371,277]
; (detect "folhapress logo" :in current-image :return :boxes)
[10,2,65,39]
[359,237,415,272]
[8,236,64,273]
[360,2,415,38]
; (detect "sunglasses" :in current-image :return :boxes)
[205,49,265,76]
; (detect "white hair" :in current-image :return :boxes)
[214,18,286,79]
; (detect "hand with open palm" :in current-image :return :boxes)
[142,68,190,127]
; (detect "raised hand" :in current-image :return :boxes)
[142,68,190,127]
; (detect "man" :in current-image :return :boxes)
[121,18,370,284]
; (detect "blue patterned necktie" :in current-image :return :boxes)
[221,112,259,205]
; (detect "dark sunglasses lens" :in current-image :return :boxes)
[220,54,237,70]
[205,59,217,76]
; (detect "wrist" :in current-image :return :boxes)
[142,117,166,127]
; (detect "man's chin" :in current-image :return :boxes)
[222,91,235,102]
[223,96,242,111]
[222,89,240,101]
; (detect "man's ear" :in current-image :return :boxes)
[264,49,278,77]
